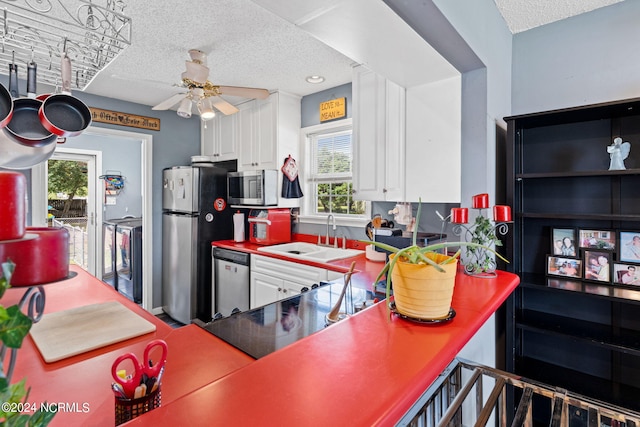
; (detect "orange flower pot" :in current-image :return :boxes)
[390,252,457,320]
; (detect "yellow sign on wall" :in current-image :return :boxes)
[89,107,161,131]
[319,97,346,122]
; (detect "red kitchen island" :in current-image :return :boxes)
[3,261,518,426]
[126,267,519,426]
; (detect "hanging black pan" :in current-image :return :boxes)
[38,52,91,138]
[4,98,57,147]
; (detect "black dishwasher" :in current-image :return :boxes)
[212,247,250,318]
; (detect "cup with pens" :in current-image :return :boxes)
[112,339,167,425]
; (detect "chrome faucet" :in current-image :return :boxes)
[325,214,336,246]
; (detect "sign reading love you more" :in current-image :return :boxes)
[89,107,160,131]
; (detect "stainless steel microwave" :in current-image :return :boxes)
[227,170,278,206]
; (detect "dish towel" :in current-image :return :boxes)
[281,155,303,198]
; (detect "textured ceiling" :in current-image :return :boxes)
[494,0,625,33]
[80,0,627,110]
[85,0,356,110]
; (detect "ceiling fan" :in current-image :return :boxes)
[152,49,269,121]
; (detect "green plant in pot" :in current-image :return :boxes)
[464,214,502,276]
[363,201,508,320]
[0,260,56,426]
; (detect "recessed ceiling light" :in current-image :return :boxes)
[306,75,325,84]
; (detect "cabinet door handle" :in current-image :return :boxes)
[277,287,282,292]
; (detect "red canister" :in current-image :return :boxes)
[0,227,69,286]
[0,171,26,240]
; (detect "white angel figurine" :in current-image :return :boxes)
[608,137,631,170]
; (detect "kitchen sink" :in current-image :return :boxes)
[257,242,364,262]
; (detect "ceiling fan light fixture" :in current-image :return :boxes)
[198,98,216,121]
[177,97,193,118]
[305,75,325,84]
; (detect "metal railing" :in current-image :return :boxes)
[52,218,88,269]
[398,358,640,427]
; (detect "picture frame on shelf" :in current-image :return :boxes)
[612,262,640,286]
[578,229,616,251]
[583,250,612,283]
[619,231,640,263]
[551,228,577,257]
[546,255,582,279]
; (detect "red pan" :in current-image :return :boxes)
[0,226,70,286]
[0,171,26,241]
[3,98,57,147]
[38,52,91,138]
[0,83,13,128]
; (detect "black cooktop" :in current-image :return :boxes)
[199,282,376,359]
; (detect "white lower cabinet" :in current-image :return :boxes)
[250,254,336,308]
[251,271,286,308]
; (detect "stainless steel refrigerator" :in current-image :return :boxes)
[162,165,232,324]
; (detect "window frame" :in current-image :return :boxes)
[298,118,370,227]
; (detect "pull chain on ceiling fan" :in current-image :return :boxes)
[152,49,269,121]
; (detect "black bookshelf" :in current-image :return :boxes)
[505,97,640,414]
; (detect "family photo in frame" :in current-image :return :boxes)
[583,250,611,283]
[551,228,577,257]
[547,256,582,279]
[619,231,640,263]
[613,263,640,285]
[578,229,616,251]
[546,227,640,286]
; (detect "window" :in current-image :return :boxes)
[307,125,366,217]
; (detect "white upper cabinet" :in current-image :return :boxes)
[237,91,301,207]
[200,112,238,161]
[237,91,300,173]
[352,65,461,203]
[403,76,461,203]
[352,65,405,202]
[237,95,279,171]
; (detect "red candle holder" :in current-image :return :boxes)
[450,207,468,224]
[448,194,512,278]
[471,193,489,209]
[493,205,512,222]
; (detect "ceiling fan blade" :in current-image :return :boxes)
[211,97,239,115]
[152,93,188,110]
[217,86,269,100]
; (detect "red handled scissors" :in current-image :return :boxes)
[111,339,167,399]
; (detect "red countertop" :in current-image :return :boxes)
[125,255,519,426]
[1,266,253,426]
[212,234,387,290]
[4,239,519,426]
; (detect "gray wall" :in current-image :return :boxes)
[300,83,352,127]
[75,91,201,308]
[511,1,640,115]
[61,132,143,219]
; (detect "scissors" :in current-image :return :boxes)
[111,339,167,399]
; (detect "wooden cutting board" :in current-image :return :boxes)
[30,301,157,363]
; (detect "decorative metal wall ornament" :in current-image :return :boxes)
[0,0,132,90]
